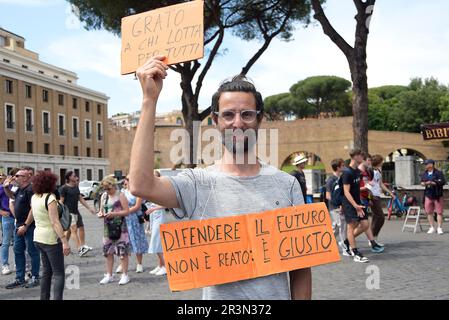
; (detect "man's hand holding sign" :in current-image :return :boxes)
[128,1,340,300]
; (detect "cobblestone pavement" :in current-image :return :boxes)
[0,202,448,300]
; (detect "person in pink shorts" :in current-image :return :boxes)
[421,159,446,235]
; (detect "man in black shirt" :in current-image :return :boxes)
[290,154,308,204]
[3,168,40,289]
[60,171,96,257]
[341,149,370,263]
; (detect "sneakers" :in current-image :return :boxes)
[352,249,369,263]
[100,274,114,284]
[136,264,143,273]
[2,265,12,275]
[154,266,167,276]
[427,227,435,234]
[118,274,130,285]
[25,277,40,288]
[116,264,123,274]
[79,245,92,257]
[369,240,384,247]
[149,266,161,274]
[370,244,385,253]
[5,279,25,289]
[342,239,354,257]
[437,227,444,235]
[339,241,348,252]
[24,271,32,282]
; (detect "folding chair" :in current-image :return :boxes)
[402,206,423,233]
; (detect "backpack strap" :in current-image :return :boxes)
[44,193,52,211]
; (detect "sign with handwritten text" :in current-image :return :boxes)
[160,203,341,291]
[121,0,204,74]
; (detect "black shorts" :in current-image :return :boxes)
[342,204,368,224]
[69,212,84,228]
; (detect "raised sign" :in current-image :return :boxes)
[121,0,204,74]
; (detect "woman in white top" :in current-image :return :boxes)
[31,171,71,300]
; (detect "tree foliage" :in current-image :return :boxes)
[368,78,449,132]
[67,0,323,165]
[263,75,352,120]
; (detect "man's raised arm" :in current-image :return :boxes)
[129,56,179,209]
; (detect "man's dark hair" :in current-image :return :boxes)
[22,166,35,175]
[361,151,371,161]
[65,170,74,183]
[210,75,264,121]
[331,158,345,171]
[349,149,363,158]
[8,167,20,176]
[371,154,384,167]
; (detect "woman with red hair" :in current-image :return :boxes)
[31,171,71,300]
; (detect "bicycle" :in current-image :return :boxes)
[387,187,407,220]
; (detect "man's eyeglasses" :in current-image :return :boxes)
[213,109,261,124]
[15,175,26,178]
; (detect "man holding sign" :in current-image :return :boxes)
[129,56,311,300]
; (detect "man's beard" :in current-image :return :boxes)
[221,128,258,155]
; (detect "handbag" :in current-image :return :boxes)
[104,194,123,241]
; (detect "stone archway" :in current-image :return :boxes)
[281,151,326,195]
[381,148,426,186]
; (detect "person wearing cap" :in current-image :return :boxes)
[290,155,308,204]
[421,159,446,235]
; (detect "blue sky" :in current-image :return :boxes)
[1,0,449,117]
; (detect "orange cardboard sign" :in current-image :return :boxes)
[160,203,341,291]
[121,0,204,74]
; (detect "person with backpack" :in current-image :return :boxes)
[30,171,71,300]
[97,176,130,285]
[325,158,348,254]
[421,159,446,235]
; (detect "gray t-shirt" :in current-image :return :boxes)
[167,162,304,300]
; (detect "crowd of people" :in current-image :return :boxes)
[0,167,168,299]
[0,56,447,301]
[320,151,445,264]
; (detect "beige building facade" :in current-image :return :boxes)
[0,28,109,184]
[108,116,449,176]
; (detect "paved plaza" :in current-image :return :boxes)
[0,201,448,300]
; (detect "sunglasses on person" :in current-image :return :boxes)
[15,174,26,178]
[213,109,261,124]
